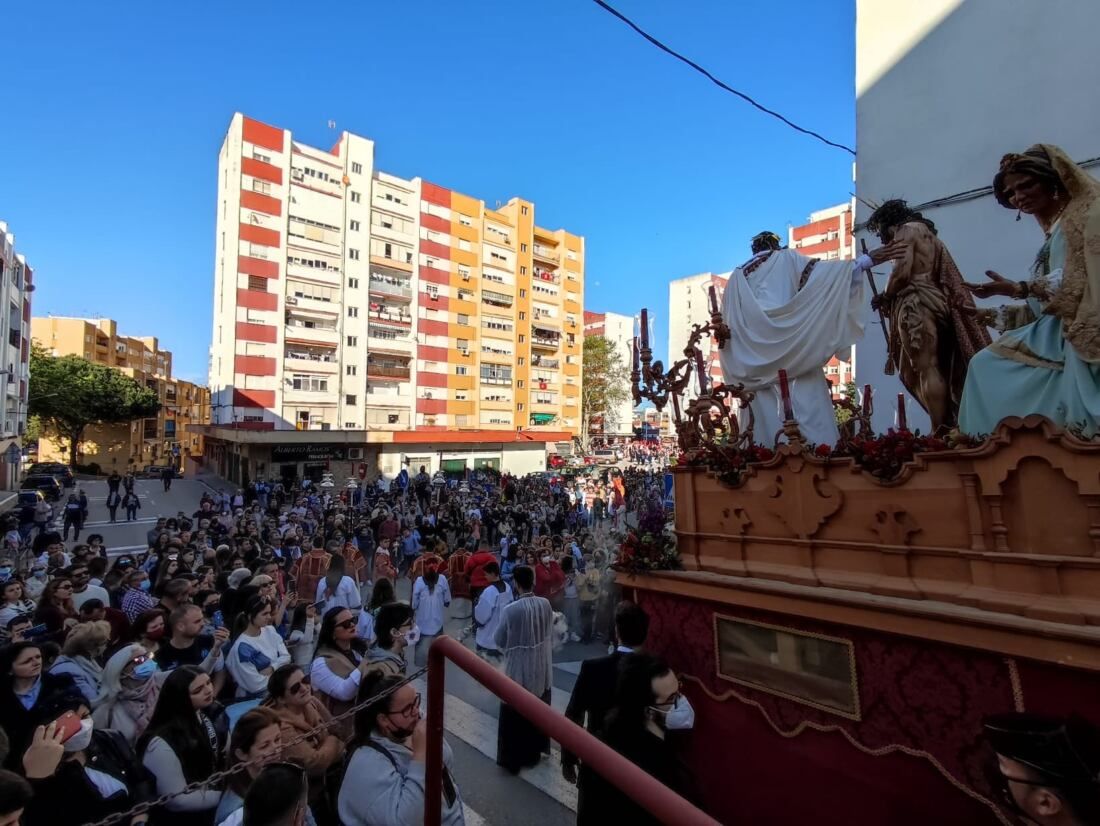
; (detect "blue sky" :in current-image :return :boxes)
[3,0,854,383]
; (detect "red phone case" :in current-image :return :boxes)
[53,711,82,743]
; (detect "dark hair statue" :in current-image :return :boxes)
[993,146,1069,209]
[866,199,937,241]
[750,231,782,254]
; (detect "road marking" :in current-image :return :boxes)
[81,518,158,527]
[107,545,149,555]
[462,804,487,826]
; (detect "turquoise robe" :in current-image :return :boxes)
[959,224,1100,436]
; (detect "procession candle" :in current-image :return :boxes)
[862,384,872,416]
[695,348,710,393]
[672,390,681,420]
[897,393,907,430]
[708,284,719,315]
[640,309,649,348]
[632,336,639,371]
[778,370,794,420]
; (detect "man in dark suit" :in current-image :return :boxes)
[561,600,650,783]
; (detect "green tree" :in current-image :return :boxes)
[29,343,161,467]
[834,380,858,427]
[581,335,631,450]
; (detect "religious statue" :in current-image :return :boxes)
[958,144,1100,436]
[718,231,903,446]
[865,201,991,431]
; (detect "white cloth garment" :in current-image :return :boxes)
[719,248,867,446]
[494,593,554,695]
[411,576,451,636]
[474,582,513,652]
[314,576,362,614]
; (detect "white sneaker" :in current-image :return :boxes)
[569,633,581,642]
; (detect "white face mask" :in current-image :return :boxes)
[652,695,695,731]
[404,624,421,647]
[63,717,94,753]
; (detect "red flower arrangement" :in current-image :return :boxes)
[612,495,681,575]
[827,428,982,480]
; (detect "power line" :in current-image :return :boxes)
[590,0,856,156]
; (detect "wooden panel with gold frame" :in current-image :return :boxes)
[713,613,861,721]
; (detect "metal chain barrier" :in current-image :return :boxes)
[82,665,428,826]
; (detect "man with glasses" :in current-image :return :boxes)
[984,713,1100,825]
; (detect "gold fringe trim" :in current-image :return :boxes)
[1005,657,1026,713]
[680,673,1013,826]
[989,336,1064,371]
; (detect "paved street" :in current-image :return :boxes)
[56,473,598,825]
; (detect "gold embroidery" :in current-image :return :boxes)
[1005,657,1026,713]
[988,336,1065,371]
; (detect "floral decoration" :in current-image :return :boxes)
[613,493,681,575]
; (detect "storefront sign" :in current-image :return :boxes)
[271,444,348,462]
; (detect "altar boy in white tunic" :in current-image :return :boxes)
[719,231,903,446]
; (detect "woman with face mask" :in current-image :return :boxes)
[132,610,168,661]
[48,620,111,708]
[366,603,416,680]
[94,644,166,746]
[21,699,155,826]
[23,564,48,602]
[576,653,696,826]
[339,673,465,826]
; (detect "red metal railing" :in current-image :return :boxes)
[425,635,720,826]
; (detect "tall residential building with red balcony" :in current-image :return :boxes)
[789,201,857,399]
[210,114,583,435]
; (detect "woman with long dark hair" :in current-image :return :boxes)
[310,606,371,741]
[365,603,415,678]
[355,578,395,644]
[137,666,226,825]
[213,706,284,826]
[0,642,81,770]
[225,596,290,699]
[131,610,168,661]
[32,577,77,640]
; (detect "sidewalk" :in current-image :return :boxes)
[185,459,237,495]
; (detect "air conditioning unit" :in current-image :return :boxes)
[347,447,365,460]
[285,297,298,305]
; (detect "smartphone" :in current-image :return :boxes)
[53,711,83,744]
[212,610,225,629]
[312,600,326,610]
[23,623,49,639]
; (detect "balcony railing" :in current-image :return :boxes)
[481,289,513,307]
[480,375,512,385]
[369,309,412,326]
[532,245,558,262]
[368,276,412,300]
[366,364,411,380]
[531,357,559,369]
[532,335,560,349]
[533,268,560,284]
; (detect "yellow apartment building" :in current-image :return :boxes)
[30,317,210,472]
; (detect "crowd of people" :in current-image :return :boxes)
[0,458,684,826]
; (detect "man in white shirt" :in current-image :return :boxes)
[69,561,110,611]
[474,562,513,657]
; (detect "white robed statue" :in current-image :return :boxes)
[718,231,902,446]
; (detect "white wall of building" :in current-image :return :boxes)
[600,311,635,435]
[855,0,1100,432]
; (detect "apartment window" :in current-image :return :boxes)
[426,285,439,300]
[350,191,361,203]
[519,289,527,298]
[384,243,392,258]
[247,275,267,292]
[520,266,527,276]
[348,307,359,318]
[351,162,363,174]
[455,365,468,376]
[521,206,528,216]
[519,312,526,320]
[517,403,524,411]
[349,249,360,261]
[456,391,468,401]
[252,179,271,194]
[253,151,272,163]
[291,374,328,392]
[350,220,360,231]
[348,277,359,289]
[517,357,525,366]
[346,336,358,347]
[345,395,357,405]
[457,313,469,326]
[517,380,524,388]
[518,335,526,343]
[346,365,357,376]
[520,243,528,253]
[458,214,473,227]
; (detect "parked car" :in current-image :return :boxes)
[547,454,566,470]
[26,462,74,488]
[140,465,183,479]
[590,449,618,465]
[21,474,62,501]
[16,489,45,509]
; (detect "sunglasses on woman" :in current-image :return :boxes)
[288,675,312,696]
[336,618,357,630]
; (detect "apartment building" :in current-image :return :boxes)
[210,114,584,437]
[30,317,210,470]
[789,201,857,399]
[0,222,33,490]
[582,310,635,438]
[667,272,727,405]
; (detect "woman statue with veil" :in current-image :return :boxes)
[959,144,1100,436]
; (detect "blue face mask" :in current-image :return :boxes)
[132,660,159,680]
[0,567,11,581]
[138,579,152,592]
[32,569,46,580]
